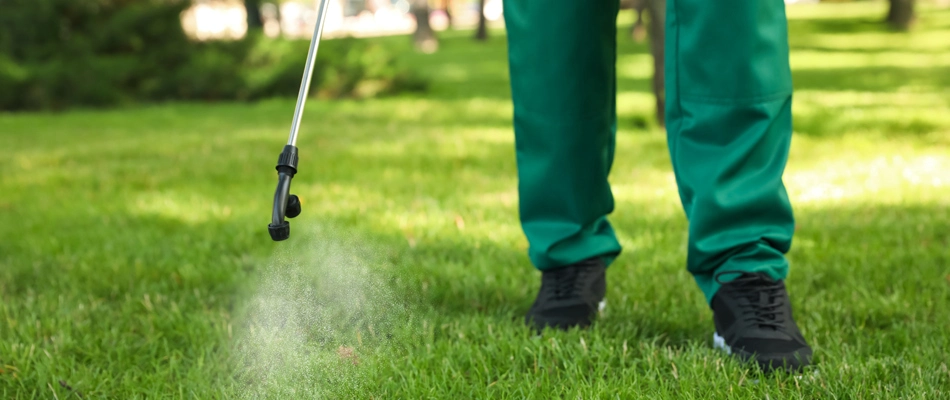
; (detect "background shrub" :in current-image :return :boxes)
[0,0,427,111]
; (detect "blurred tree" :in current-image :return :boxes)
[246,0,264,30]
[475,0,488,41]
[885,0,916,30]
[628,0,647,42]
[411,0,438,52]
[621,0,661,126]
[645,0,665,127]
[443,0,454,29]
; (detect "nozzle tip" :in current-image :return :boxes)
[268,222,290,241]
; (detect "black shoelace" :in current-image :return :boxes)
[544,266,590,300]
[715,271,786,330]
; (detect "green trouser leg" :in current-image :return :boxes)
[666,0,796,304]
[504,0,795,303]
[502,0,622,270]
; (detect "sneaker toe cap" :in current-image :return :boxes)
[736,346,813,371]
[525,303,598,330]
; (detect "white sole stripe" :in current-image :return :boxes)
[713,332,732,355]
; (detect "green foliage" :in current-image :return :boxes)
[0,0,192,109]
[243,36,429,101]
[0,0,427,111]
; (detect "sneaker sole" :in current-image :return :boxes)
[526,300,608,333]
[713,332,813,372]
[713,332,731,354]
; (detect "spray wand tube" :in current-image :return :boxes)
[268,145,301,241]
[267,0,331,241]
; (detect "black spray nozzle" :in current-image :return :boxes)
[269,221,290,241]
[269,145,302,241]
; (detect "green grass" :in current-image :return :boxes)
[2,2,950,398]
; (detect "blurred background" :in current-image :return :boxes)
[2,0,942,114]
[0,0,508,112]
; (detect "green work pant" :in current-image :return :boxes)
[503,0,795,303]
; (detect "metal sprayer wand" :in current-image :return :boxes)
[268,0,332,242]
[287,0,332,146]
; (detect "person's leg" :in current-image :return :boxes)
[665,0,811,370]
[503,0,621,330]
[665,0,794,305]
[503,0,621,271]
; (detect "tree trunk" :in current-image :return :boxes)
[629,0,647,42]
[646,0,665,127]
[886,0,915,30]
[412,0,439,53]
[444,0,453,29]
[245,0,263,30]
[475,0,488,41]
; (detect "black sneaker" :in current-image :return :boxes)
[711,271,813,372]
[524,258,607,331]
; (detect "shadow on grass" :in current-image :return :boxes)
[790,64,950,139]
[788,17,893,35]
[791,45,950,54]
[793,105,946,139]
[793,65,950,93]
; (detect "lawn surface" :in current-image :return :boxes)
[2,2,950,398]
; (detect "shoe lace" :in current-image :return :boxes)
[544,266,589,300]
[715,271,786,330]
